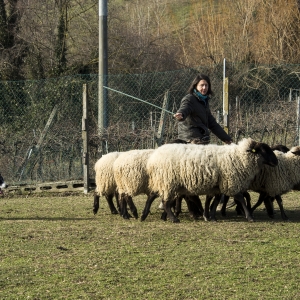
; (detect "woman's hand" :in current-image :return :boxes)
[174,113,183,120]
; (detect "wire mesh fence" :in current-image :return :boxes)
[1,63,300,185]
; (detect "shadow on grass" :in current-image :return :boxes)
[0,216,97,221]
[214,207,300,223]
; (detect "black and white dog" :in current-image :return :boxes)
[0,173,7,196]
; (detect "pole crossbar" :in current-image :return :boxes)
[103,85,174,115]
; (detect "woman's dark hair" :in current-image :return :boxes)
[187,74,214,96]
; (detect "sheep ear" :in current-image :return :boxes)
[246,140,258,153]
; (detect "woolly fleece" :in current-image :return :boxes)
[146,138,271,199]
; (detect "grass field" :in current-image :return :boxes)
[1,191,300,299]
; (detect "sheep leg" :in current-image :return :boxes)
[119,194,132,219]
[235,192,250,216]
[141,192,159,221]
[220,195,230,216]
[253,192,275,218]
[235,200,245,216]
[250,192,267,215]
[164,199,180,223]
[263,196,275,218]
[125,195,138,219]
[203,195,214,221]
[274,195,289,221]
[105,193,119,214]
[174,195,184,217]
[93,193,100,215]
[244,191,251,209]
[209,194,222,222]
[185,195,204,219]
[114,191,121,213]
[161,211,168,221]
[191,195,204,215]
[234,192,254,222]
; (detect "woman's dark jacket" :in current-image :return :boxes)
[177,93,231,143]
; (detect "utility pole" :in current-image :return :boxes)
[98,0,108,135]
[223,58,229,136]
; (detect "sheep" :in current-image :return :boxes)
[156,138,205,220]
[93,152,138,219]
[246,146,300,221]
[221,144,293,221]
[208,144,290,220]
[112,144,204,222]
[93,152,121,215]
[249,144,290,219]
[113,149,156,220]
[146,138,278,223]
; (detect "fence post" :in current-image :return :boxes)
[156,90,170,147]
[82,84,90,194]
[297,97,300,146]
[223,77,229,136]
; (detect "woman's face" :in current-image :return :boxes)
[196,79,209,95]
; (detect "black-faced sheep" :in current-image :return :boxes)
[247,145,300,221]
[214,144,291,221]
[146,138,278,223]
[249,144,290,220]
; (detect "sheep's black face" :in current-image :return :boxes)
[248,143,278,167]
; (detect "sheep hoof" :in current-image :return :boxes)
[161,212,167,221]
[111,210,119,215]
[140,215,146,221]
[172,218,180,223]
[203,215,210,221]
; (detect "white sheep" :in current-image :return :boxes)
[113,148,205,221]
[146,138,278,223]
[248,146,300,220]
[113,149,158,220]
[93,152,121,215]
[93,151,139,219]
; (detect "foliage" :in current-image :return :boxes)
[1,0,300,79]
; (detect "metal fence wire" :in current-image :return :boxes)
[1,63,300,184]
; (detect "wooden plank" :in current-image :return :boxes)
[156,90,170,147]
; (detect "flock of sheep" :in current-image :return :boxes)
[93,137,300,223]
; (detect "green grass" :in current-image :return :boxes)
[1,191,300,299]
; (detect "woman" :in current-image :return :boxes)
[174,74,232,144]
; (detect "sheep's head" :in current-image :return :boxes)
[290,146,300,156]
[246,141,278,167]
